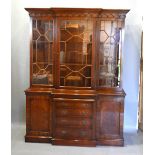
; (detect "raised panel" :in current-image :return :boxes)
[97,96,123,140]
[27,95,51,135]
[100,101,120,136]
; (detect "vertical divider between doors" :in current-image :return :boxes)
[95,19,100,89]
[91,18,96,89]
[54,17,60,88]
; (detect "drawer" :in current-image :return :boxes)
[56,117,92,128]
[56,109,92,117]
[54,128,92,139]
[54,98,94,109]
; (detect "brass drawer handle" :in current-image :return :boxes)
[84,104,89,107]
[62,110,68,115]
[61,119,67,123]
[82,120,87,125]
[61,102,67,106]
[80,131,86,136]
[61,130,67,134]
[82,111,87,115]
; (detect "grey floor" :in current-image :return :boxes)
[11,124,143,155]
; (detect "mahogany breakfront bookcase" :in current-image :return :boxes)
[25,8,129,147]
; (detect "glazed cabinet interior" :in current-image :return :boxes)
[25,8,129,147]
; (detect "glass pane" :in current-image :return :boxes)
[59,20,93,87]
[37,20,49,34]
[33,30,40,40]
[46,30,53,42]
[32,19,53,85]
[36,42,51,62]
[99,21,121,87]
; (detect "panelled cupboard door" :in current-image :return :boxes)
[26,94,52,137]
[96,96,124,140]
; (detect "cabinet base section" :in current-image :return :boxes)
[25,135,51,143]
[97,138,124,146]
[51,139,96,147]
[25,136,124,146]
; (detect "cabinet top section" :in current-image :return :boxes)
[25,7,130,19]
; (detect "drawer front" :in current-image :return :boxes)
[54,98,94,109]
[56,117,92,128]
[55,101,92,109]
[56,109,92,117]
[54,128,92,139]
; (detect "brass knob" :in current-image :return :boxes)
[62,110,67,115]
[80,131,86,136]
[82,120,87,125]
[61,130,67,134]
[82,111,86,115]
[61,119,67,123]
[84,104,89,107]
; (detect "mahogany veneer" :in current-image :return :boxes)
[25,7,129,147]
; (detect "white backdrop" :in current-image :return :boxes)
[11,0,142,132]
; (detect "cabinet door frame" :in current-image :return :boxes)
[95,18,124,89]
[55,17,96,89]
[30,16,56,88]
